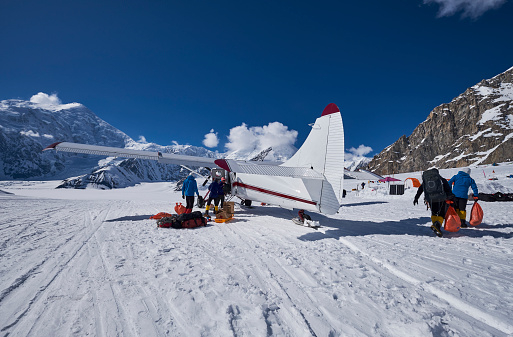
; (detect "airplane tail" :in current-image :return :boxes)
[281,103,344,214]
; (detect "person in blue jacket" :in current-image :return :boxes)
[205,179,223,216]
[181,174,200,214]
[448,167,479,227]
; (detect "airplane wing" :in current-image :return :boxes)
[43,142,217,168]
[43,142,325,180]
[214,159,325,179]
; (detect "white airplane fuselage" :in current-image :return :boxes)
[230,172,321,213]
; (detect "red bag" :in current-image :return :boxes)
[174,203,186,215]
[181,217,207,228]
[469,201,483,226]
[157,216,179,228]
[158,221,173,228]
[444,202,461,232]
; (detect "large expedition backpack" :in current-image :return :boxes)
[157,215,181,228]
[157,212,206,229]
[176,211,206,229]
[422,169,446,202]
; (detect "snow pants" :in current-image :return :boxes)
[453,197,468,221]
[429,200,448,225]
[185,196,195,212]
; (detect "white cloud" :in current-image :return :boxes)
[30,92,62,106]
[346,144,373,160]
[138,135,148,143]
[225,122,297,153]
[423,0,506,18]
[203,129,219,148]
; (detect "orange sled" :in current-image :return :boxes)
[214,216,234,223]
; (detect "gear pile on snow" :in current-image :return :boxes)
[155,211,206,229]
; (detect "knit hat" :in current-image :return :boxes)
[462,167,471,174]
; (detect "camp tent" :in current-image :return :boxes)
[404,177,421,189]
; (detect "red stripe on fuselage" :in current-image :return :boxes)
[233,182,317,205]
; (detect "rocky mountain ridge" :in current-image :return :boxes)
[367,66,513,174]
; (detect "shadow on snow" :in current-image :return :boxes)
[242,205,513,240]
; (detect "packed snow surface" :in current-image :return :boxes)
[1,164,513,336]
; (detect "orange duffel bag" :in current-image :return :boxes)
[469,201,483,226]
[174,203,186,215]
[444,201,461,232]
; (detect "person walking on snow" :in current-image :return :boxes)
[414,168,454,237]
[205,179,223,216]
[448,168,479,228]
[181,174,200,214]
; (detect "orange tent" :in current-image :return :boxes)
[404,177,421,188]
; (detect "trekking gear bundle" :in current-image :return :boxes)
[422,169,446,202]
[477,192,513,202]
[444,201,461,232]
[156,211,206,229]
[157,215,180,228]
[181,216,207,228]
[469,200,484,226]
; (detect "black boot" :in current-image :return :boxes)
[460,219,468,228]
[430,221,443,237]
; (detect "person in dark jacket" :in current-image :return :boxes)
[181,174,200,214]
[448,168,479,228]
[219,177,231,208]
[414,168,455,237]
[205,179,223,216]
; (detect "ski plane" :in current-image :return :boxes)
[44,103,345,215]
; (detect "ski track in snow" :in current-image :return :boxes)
[1,168,513,337]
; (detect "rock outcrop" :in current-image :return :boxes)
[367,66,513,174]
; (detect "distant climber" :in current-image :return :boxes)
[361,182,365,189]
[448,168,479,228]
[414,168,454,237]
[182,174,200,214]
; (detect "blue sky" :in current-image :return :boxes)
[1,0,512,159]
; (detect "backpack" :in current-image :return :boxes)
[176,211,203,223]
[157,212,206,229]
[157,215,181,228]
[196,196,205,208]
[181,217,207,228]
[422,169,446,202]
